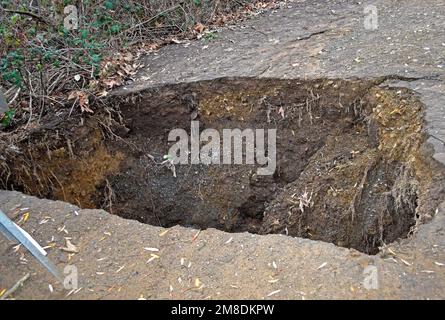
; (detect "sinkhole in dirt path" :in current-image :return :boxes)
[1,77,442,254]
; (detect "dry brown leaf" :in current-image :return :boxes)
[123,52,133,62]
[61,239,79,253]
[194,23,206,33]
[97,90,108,98]
[67,91,93,113]
[103,79,121,89]
[78,92,93,113]
[67,91,79,100]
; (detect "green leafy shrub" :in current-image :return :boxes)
[0,0,273,126]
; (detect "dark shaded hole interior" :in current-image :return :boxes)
[2,78,427,255]
[101,78,420,255]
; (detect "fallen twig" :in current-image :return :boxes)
[0,273,30,300]
[1,8,49,24]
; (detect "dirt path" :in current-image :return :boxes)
[1,0,445,299]
[0,190,444,299]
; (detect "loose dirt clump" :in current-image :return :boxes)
[1,77,443,254]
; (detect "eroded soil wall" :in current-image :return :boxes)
[1,78,443,254]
